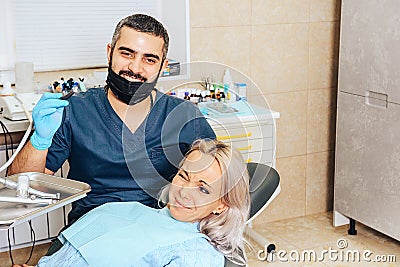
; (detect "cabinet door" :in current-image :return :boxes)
[244,150,274,166]
[339,0,400,104]
[0,229,11,249]
[31,214,49,241]
[335,92,400,240]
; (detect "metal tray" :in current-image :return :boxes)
[0,172,91,229]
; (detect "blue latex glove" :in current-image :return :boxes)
[30,93,69,150]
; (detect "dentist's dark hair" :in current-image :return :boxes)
[110,13,169,60]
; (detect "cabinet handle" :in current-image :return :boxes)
[217,132,252,140]
[365,90,388,108]
[237,145,252,151]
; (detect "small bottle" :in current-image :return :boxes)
[220,91,226,102]
[200,91,207,102]
[205,91,211,102]
[78,78,87,92]
[235,83,247,101]
[196,90,203,103]
[183,91,190,100]
[223,84,230,101]
[215,88,221,102]
[223,69,235,102]
[209,84,215,99]
[1,82,14,96]
[72,82,80,92]
[190,89,199,104]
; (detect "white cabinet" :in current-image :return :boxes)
[212,122,275,166]
[202,101,280,167]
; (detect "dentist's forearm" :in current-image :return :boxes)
[8,140,49,175]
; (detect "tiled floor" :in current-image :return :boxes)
[0,242,50,267]
[246,212,400,266]
[1,212,399,267]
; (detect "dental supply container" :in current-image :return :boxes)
[223,69,235,102]
[235,83,247,101]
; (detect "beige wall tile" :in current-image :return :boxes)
[261,91,308,158]
[310,0,341,22]
[307,88,337,153]
[252,24,309,94]
[190,0,251,27]
[190,27,251,77]
[309,22,340,89]
[252,0,309,25]
[253,155,306,225]
[306,151,334,215]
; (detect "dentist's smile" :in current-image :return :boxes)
[121,73,145,82]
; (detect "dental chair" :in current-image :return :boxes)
[225,162,281,267]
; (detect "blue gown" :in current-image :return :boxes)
[36,202,224,267]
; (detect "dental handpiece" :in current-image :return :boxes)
[28,188,60,199]
[59,91,74,100]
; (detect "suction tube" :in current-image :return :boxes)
[0,94,33,173]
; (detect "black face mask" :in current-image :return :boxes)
[106,68,158,105]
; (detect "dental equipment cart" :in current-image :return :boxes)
[0,173,90,250]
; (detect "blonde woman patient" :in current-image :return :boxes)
[13,139,250,267]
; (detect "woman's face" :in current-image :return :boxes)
[168,150,227,222]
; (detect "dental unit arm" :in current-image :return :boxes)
[0,176,61,205]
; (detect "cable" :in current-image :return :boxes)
[7,228,14,265]
[25,220,36,264]
[0,120,15,175]
[6,221,36,266]
[3,121,15,154]
[0,121,10,162]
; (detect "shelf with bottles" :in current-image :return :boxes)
[165,81,245,106]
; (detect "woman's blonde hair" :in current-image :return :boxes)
[159,139,250,265]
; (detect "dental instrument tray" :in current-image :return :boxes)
[0,172,91,230]
[204,102,238,114]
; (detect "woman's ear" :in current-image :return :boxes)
[212,203,227,215]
